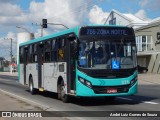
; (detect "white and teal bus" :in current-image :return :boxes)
[19,25,138,102]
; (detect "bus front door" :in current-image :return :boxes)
[37,44,44,89]
[67,36,77,93]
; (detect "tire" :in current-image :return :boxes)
[29,77,36,95]
[60,81,69,103]
[57,84,61,100]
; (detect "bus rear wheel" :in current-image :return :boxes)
[29,77,36,95]
[59,81,69,103]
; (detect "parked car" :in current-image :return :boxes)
[137,65,148,73]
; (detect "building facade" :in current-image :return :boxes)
[105,10,160,73]
[104,9,148,29]
[135,19,160,73]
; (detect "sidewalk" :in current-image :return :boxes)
[0,72,18,77]
[0,91,43,120]
[0,91,68,120]
[138,73,160,85]
[0,72,67,120]
[0,91,43,111]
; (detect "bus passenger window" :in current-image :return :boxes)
[19,47,24,63]
[58,49,64,61]
[58,38,65,61]
[29,45,33,63]
[45,41,51,62]
[52,39,58,62]
[33,44,37,62]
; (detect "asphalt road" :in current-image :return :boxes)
[0,74,160,120]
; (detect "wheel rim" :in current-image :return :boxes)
[60,85,65,99]
[30,81,33,92]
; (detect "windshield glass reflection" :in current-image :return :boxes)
[78,39,137,69]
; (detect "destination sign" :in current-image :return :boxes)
[80,27,134,36]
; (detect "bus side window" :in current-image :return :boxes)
[51,39,56,62]
[33,44,37,62]
[44,40,51,62]
[52,39,59,62]
[29,45,33,63]
[58,38,65,61]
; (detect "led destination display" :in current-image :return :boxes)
[80,27,134,36]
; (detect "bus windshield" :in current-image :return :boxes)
[78,38,137,70]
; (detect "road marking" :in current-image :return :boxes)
[143,101,159,105]
[117,97,133,101]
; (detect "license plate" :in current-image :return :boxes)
[107,88,117,93]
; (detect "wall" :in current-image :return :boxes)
[135,22,160,73]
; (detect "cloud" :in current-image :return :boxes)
[134,9,151,21]
[139,0,160,12]
[0,0,94,59]
[0,3,22,16]
[34,28,51,38]
[0,0,91,31]
[88,5,109,24]
[0,0,15,3]
[29,0,90,29]
[139,0,149,7]
[0,3,28,26]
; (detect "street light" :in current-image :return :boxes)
[16,26,30,33]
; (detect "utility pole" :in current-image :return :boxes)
[10,38,12,64]
[4,38,13,63]
[32,23,43,37]
[4,38,13,74]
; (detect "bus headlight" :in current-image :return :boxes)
[86,81,92,88]
[78,76,92,88]
[78,77,85,84]
[130,76,137,87]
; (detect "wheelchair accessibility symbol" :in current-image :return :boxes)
[112,61,120,69]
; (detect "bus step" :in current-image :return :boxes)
[68,93,76,96]
[70,90,76,94]
[39,88,44,92]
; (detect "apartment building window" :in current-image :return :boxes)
[136,35,152,52]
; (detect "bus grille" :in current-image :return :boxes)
[92,85,130,94]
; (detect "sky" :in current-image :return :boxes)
[0,0,160,60]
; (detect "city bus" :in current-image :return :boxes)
[19,25,138,102]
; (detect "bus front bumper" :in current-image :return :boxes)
[76,81,138,97]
